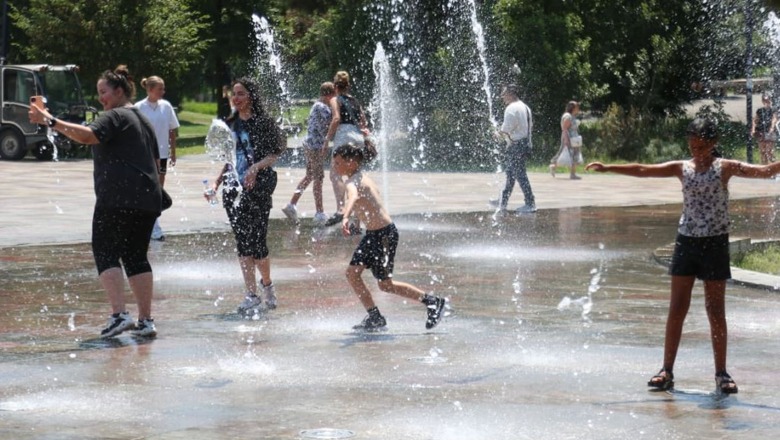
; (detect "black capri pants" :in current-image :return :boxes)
[92,207,158,276]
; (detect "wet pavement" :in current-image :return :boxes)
[2,156,780,439]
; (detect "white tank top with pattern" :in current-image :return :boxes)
[677,158,730,237]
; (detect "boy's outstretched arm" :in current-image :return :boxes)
[585,161,682,178]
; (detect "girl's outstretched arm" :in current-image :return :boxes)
[722,159,780,180]
[585,161,682,178]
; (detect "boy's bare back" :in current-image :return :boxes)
[345,171,392,231]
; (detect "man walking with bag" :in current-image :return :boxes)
[494,84,536,214]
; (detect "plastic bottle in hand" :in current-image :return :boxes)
[203,179,218,205]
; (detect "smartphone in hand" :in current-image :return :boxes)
[30,95,46,111]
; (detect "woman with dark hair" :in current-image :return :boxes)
[550,101,583,179]
[29,65,162,338]
[587,117,780,394]
[323,71,368,227]
[206,77,286,315]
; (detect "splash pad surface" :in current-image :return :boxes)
[2,196,780,439]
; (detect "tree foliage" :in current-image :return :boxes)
[7,0,780,165]
[11,0,210,104]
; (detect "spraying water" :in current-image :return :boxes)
[370,42,402,209]
[466,0,497,127]
[251,14,293,123]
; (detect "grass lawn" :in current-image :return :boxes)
[733,244,780,274]
[177,104,310,156]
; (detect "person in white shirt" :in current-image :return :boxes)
[135,76,180,241]
[495,84,536,214]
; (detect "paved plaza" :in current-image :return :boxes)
[4,153,780,247]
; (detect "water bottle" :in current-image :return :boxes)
[203,179,218,205]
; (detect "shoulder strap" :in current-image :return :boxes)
[525,103,532,143]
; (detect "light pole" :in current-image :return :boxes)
[746,0,755,163]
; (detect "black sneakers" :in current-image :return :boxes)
[423,295,446,329]
[324,212,344,227]
[353,313,387,331]
[131,318,157,338]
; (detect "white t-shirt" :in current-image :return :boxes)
[135,98,180,158]
[501,100,532,141]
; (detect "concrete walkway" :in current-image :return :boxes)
[3,153,780,248]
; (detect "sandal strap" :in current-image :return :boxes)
[648,368,674,388]
[715,371,738,393]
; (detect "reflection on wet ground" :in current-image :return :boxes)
[1,199,780,439]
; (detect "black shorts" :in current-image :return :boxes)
[350,223,399,281]
[669,233,731,280]
[159,158,168,175]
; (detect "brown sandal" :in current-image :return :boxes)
[648,368,674,390]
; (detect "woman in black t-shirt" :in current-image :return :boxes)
[29,65,161,338]
[206,77,285,315]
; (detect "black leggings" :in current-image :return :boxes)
[92,207,157,276]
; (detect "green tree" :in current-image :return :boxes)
[492,0,599,159]
[11,0,210,105]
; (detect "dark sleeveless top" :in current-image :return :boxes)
[756,107,773,133]
[338,95,362,126]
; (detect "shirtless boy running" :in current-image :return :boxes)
[331,143,447,331]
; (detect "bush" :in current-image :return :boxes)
[585,104,687,162]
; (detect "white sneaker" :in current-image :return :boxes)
[516,205,537,214]
[313,212,328,225]
[262,283,277,310]
[491,207,507,222]
[131,318,157,337]
[237,294,264,314]
[281,203,299,224]
[150,218,164,240]
[100,312,136,338]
